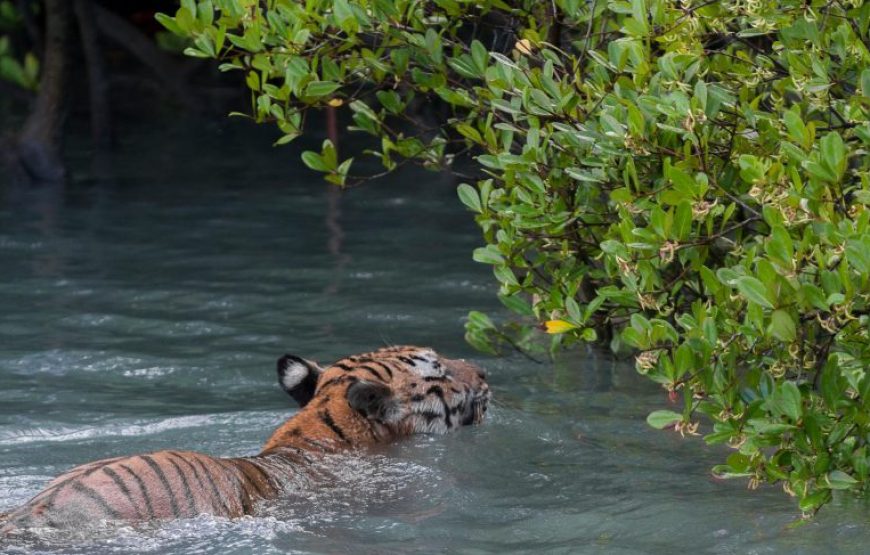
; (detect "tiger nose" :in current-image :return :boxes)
[476,366,487,379]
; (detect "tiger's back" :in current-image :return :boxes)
[2,346,490,533]
[4,451,281,529]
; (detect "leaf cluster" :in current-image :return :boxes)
[159,0,870,513]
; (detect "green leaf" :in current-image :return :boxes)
[332,0,356,31]
[800,283,828,311]
[245,70,260,92]
[499,294,534,316]
[736,276,774,309]
[799,489,831,513]
[493,265,518,286]
[783,109,805,143]
[674,342,694,374]
[647,410,682,429]
[673,201,692,241]
[472,246,504,265]
[375,90,403,113]
[803,160,836,183]
[768,309,796,342]
[738,154,766,183]
[304,80,341,97]
[748,419,796,435]
[766,225,793,267]
[846,238,869,273]
[466,310,495,330]
[273,133,299,146]
[457,184,482,213]
[565,297,582,323]
[301,151,328,172]
[471,40,488,75]
[154,12,183,35]
[823,470,858,490]
[425,28,442,64]
[777,381,802,422]
[820,132,846,179]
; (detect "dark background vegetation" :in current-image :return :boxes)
[0,0,269,184]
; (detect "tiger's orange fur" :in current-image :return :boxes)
[1,346,490,532]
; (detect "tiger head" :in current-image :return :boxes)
[261,346,490,452]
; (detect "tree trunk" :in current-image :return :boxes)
[16,0,71,183]
[92,4,198,110]
[74,0,112,148]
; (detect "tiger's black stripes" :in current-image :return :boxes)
[118,463,156,519]
[101,467,143,520]
[368,360,394,379]
[333,362,353,371]
[317,375,357,392]
[235,464,269,499]
[237,459,277,497]
[140,455,181,517]
[319,410,349,442]
[421,410,442,422]
[71,482,122,519]
[168,453,214,513]
[397,356,416,366]
[358,365,386,381]
[212,459,252,514]
[189,456,231,515]
[36,460,112,513]
[42,456,124,492]
[316,377,343,390]
[165,455,197,515]
[426,385,452,428]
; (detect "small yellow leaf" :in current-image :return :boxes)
[544,320,577,334]
[514,39,533,56]
[327,98,344,107]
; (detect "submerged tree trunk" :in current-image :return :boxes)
[15,0,71,183]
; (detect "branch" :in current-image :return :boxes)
[92,5,199,110]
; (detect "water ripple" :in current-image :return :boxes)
[0,411,286,445]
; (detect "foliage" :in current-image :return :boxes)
[0,1,39,90]
[159,0,870,513]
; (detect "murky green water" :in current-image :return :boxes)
[1,121,868,554]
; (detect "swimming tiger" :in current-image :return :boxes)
[0,346,490,532]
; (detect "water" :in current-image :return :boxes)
[1,120,868,554]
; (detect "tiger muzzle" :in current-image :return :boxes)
[442,358,491,426]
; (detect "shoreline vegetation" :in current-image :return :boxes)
[156,0,870,514]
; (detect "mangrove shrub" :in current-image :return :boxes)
[158,0,870,513]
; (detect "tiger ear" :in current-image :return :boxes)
[277,355,323,407]
[346,381,398,422]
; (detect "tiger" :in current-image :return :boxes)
[0,346,490,533]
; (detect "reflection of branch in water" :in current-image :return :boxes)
[323,106,351,297]
[28,181,65,278]
[323,186,351,297]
